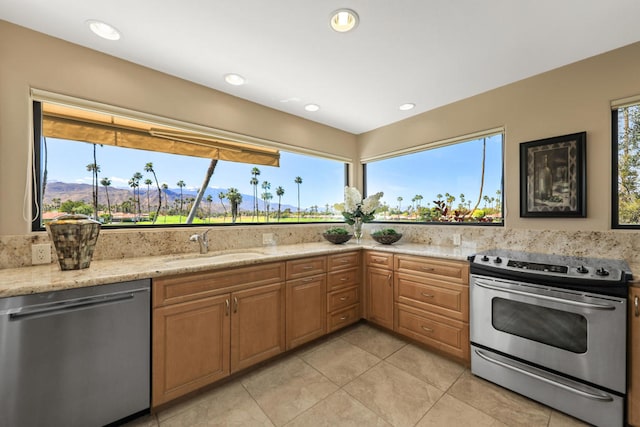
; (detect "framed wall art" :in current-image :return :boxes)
[520,131,586,217]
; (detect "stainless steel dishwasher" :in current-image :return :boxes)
[0,279,150,427]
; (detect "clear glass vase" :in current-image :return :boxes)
[352,217,363,244]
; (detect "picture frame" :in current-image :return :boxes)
[520,132,586,217]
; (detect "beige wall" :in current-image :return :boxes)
[358,42,640,231]
[2,20,640,238]
[0,21,357,235]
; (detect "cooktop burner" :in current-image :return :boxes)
[469,250,632,297]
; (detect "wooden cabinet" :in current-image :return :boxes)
[365,251,394,330]
[152,294,230,407]
[152,262,285,407]
[327,252,361,332]
[394,255,470,362]
[231,283,285,372]
[630,285,640,426]
[286,256,327,349]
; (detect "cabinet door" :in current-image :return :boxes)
[286,274,327,350]
[152,294,230,407]
[630,286,640,426]
[366,266,394,330]
[231,283,285,372]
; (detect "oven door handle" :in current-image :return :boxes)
[474,280,616,310]
[474,349,614,402]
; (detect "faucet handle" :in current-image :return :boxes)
[189,234,200,242]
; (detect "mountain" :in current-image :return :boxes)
[42,181,298,213]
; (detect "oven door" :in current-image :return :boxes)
[470,275,627,393]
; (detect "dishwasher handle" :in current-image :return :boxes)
[8,292,140,320]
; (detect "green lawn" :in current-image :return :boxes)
[104,214,341,226]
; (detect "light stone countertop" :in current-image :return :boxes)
[0,242,475,298]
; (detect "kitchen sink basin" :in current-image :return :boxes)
[161,251,266,265]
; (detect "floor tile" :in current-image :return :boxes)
[343,361,443,427]
[416,394,506,427]
[284,389,391,427]
[159,382,273,427]
[448,371,551,427]
[300,337,381,386]
[386,343,465,391]
[341,323,407,359]
[548,410,591,426]
[241,356,338,426]
[124,413,159,427]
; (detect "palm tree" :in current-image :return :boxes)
[128,175,140,222]
[397,196,403,213]
[294,176,303,221]
[133,171,143,217]
[176,180,186,222]
[217,192,227,222]
[250,167,261,221]
[86,161,100,220]
[261,181,271,221]
[226,187,242,223]
[205,194,213,222]
[144,178,153,217]
[100,177,112,222]
[144,162,162,224]
[186,159,219,224]
[161,183,169,222]
[275,186,285,221]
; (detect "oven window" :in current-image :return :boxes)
[491,298,587,353]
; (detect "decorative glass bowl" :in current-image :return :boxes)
[322,232,353,244]
[371,232,402,245]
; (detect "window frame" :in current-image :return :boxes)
[611,102,640,229]
[30,97,350,231]
[362,130,505,226]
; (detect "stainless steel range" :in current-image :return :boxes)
[469,250,632,427]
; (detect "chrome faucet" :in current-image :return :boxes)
[190,229,213,254]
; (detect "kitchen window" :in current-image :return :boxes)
[612,97,640,228]
[31,96,347,230]
[363,130,503,224]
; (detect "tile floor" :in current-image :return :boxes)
[125,323,590,427]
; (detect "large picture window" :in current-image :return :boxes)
[32,99,346,229]
[363,132,503,224]
[612,99,640,228]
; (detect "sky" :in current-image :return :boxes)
[45,134,503,211]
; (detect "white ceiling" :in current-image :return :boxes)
[2,1,640,134]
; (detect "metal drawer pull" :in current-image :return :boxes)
[475,280,616,310]
[339,296,349,301]
[374,258,385,263]
[420,292,434,298]
[421,267,434,271]
[340,277,348,281]
[233,296,238,313]
[225,299,230,316]
[635,295,639,317]
[302,278,314,283]
[302,266,314,270]
[340,259,349,263]
[421,325,433,332]
[340,315,349,321]
[474,349,614,402]
[388,274,392,285]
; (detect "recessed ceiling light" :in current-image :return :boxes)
[399,103,416,111]
[330,9,359,33]
[224,73,246,86]
[304,104,320,112]
[86,20,121,41]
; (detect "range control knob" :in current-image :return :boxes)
[595,268,610,277]
[577,265,589,274]
[481,255,489,262]
[494,256,503,264]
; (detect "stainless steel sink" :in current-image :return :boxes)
[161,251,265,265]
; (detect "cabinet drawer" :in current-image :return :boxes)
[365,251,393,269]
[395,304,469,361]
[395,273,468,321]
[395,255,469,285]
[286,256,327,279]
[327,267,359,291]
[328,251,360,271]
[327,285,360,312]
[327,304,360,332]
[153,262,285,307]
